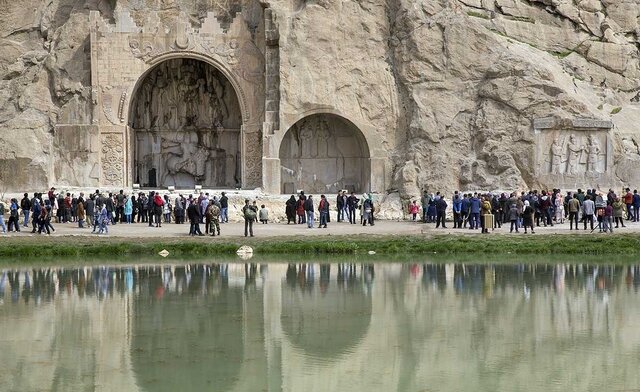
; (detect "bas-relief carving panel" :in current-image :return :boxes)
[279,115,370,194]
[536,124,613,187]
[540,131,608,175]
[101,133,125,186]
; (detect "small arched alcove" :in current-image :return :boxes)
[278,113,371,194]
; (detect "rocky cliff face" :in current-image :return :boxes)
[389,0,640,198]
[0,0,638,201]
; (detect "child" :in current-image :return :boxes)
[259,204,269,224]
[408,201,419,221]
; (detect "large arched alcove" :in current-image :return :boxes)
[130,58,243,188]
[278,113,371,194]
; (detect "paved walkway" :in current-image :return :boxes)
[3,218,640,238]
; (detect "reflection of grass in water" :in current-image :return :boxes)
[1,234,640,264]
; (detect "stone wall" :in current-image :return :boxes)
[0,0,639,205]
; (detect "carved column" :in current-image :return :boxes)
[262,8,282,193]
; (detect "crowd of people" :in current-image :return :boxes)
[1,186,638,237]
[411,187,640,234]
[0,188,236,237]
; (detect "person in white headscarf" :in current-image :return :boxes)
[523,200,535,234]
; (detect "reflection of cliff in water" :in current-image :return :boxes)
[131,58,243,188]
[3,263,640,391]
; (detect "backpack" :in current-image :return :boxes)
[244,206,257,220]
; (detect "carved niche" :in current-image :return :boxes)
[534,117,614,187]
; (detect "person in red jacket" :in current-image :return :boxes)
[153,193,164,228]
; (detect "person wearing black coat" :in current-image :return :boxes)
[187,202,203,236]
[435,197,448,228]
[285,195,296,224]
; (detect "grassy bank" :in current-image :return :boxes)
[1,233,639,259]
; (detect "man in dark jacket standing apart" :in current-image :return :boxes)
[435,196,448,229]
[219,192,229,223]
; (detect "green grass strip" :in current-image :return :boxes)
[0,234,639,259]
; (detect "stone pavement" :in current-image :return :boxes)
[3,218,640,238]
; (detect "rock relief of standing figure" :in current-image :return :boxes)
[585,135,601,173]
[316,119,330,158]
[565,134,584,175]
[550,138,563,174]
[299,122,313,158]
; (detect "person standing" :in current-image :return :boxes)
[200,196,209,224]
[98,203,109,234]
[409,200,419,221]
[242,199,257,237]
[20,193,31,228]
[147,191,155,226]
[613,197,626,228]
[452,193,462,228]
[554,193,564,224]
[602,202,614,233]
[582,195,595,231]
[187,200,204,236]
[469,194,480,230]
[0,199,6,234]
[285,195,296,224]
[7,198,20,232]
[568,194,580,230]
[153,193,164,227]
[85,195,95,228]
[219,192,229,223]
[347,192,359,224]
[117,190,126,223]
[206,201,221,236]
[304,195,315,228]
[336,191,345,222]
[624,188,633,221]
[296,195,305,224]
[319,195,329,228]
[104,193,114,225]
[435,196,448,229]
[77,198,86,228]
[124,195,133,224]
[521,200,534,234]
[174,195,184,224]
[508,204,519,233]
[362,194,374,226]
[30,197,41,233]
[480,195,492,233]
[420,191,430,223]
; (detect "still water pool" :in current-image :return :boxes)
[1,262,640,391]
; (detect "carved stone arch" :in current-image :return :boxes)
[278,109,384,158]
[126,52,251,127]
[127,55,249,188]
[276,112,382,194]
